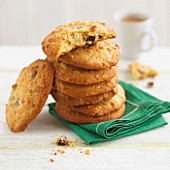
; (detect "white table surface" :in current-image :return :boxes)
[0,46,170,170]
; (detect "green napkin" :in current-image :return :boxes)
[48,81,170,145]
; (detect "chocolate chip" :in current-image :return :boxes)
[31,66,38,78]
[86,36,95,44]
[98,35,103,39]
[50,159,54,162]
[57,136,69,146]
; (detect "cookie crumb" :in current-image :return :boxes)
[52,134,68,146]
[147,82,154,88]
[57,149,65,154]
[79,148,83,153]
[52,135,77,147]
[50,150,57,155]
[85,149,91,155]
[129,62,158,80]
[57,135,69,146]
[68,140,77,147]
[50,158,54,162]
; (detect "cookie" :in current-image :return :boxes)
[42,21,116,62]
[58,40,120,69]
[51,86,118,106]
[56,103,125,124]
[55,76,118,98]
[129,62,158,80]
[71,85,126,116]
[6,59,54,132]
[55,61,118,85]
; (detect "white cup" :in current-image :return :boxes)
[113,11,156,59]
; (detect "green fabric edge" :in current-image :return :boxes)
[48,102,167,145]
[48,81,169,145]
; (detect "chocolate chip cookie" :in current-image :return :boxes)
[55,61,118,85]
[70,85,126,116]
[56,103,125,124]
[42,21,116,62]
[58,40,120,69]
[51,86,118,106]
[6,59,54,132]
[55,76,118,98]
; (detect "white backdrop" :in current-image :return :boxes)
[0,0,170,46]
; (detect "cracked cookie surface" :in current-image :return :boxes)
[42,21,116,62]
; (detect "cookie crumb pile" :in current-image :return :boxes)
[43,21,126,124]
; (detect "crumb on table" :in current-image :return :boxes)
[50,158,54,162]
[52,134,77,147]
[147,82,154,88]
[57,149,65,154]
[129,61,158,80]
[85,149,91,155]
[52,134,68,146]
[68,140,77,147]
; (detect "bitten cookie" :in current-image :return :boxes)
[55,76,118,98]
[58,40,120,69]
[56,103,125,124]
[51,86,118,106]
[6,59,54,132]
[55,61,118,85]
[42,21,116,62]
[71,85,126,116]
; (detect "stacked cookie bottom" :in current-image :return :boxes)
[51,41,126,124]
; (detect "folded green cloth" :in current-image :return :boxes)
[48,81,170,145]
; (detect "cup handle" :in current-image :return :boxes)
[140,30,156,51]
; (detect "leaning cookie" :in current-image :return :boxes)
[55,76,118,98]
[56,103,125,124]
[59,40,120,69]
[51,86,118,106]
[70,85,126,116]
[6,59,54,132]
[55,61,118,85]
[42,21,116,62]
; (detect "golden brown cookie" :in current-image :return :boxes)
[55,76,118,98]
[51,86,118,106]
[56,103,125,124]
[70,85,126,116]
[129,61,158,80]
[42,21,116,62]
[54,61,118,85]
[6,59,54,132]
[58,40,120,69]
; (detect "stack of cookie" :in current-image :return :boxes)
[42,21,126,124]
